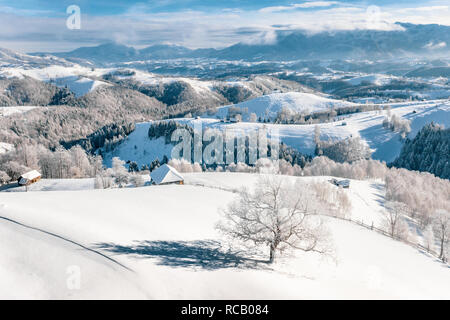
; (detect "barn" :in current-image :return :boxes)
[150,164,184,185]
[18,170,41,186]
[329,178,350,189]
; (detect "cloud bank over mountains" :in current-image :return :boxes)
[0,0,449,52]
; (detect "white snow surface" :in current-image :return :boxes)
[208,92,357,121]
[345,74,396,86]
[0,65,112,97]
[0,142,14,155]
[0,172,448,299]
[0,106,40,117]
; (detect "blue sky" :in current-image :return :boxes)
[0,0,449,52]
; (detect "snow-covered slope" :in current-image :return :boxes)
[0,106,40,117]
[104,100,450,165]
[102,122,172,168]
[0,65,112,97]
[0,215,148,299]
[115,69,214,93]
[345,74,396,86]
[208,92,357,121]
[0,142,14,155]
[0,48,72,68]
[0,173,448,299]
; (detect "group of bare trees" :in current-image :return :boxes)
[0,144,103,183]
[169,156,390,182]
[94,157,145,189]
[382,111,411,139]
[314,125,372,163]
[385,168,450,261]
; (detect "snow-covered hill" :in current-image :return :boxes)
[0,142,14,155]
[0,65,112,97]
[0,106,41,117]
[0,48,72,68]
[104,99,450,165]
[345,74,396,86]
[208,92,356,121]
[0,173,448,299]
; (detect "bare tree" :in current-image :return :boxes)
[384,201,408,239]
[216,177,333,263]
[112,157,129,188]
[432,209,450,262]
[0,170,10,185]
[423,224,435,253]
[94,168,114,189]
[129,173,145,187]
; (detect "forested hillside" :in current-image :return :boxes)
[392,123,449,179]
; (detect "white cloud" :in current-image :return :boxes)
[259,1,339,13]
[424,41,447,50]
[296,1,339,9]
[0,1,450,52]
[397,6,448,13]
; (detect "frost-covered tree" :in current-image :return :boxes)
[385,168,449,229]
[94,168,114,189]
[216,177,333,263]
[249,112,258,123]
[0,170,10,185]
[112,157,129,188]
[392,123,449,179]
[423,224,435,253]
[432,209,450,261]
[1,161,31,181]
[320,137,372,163]
[382,113,411,138]
[129,174,145,187]
[314,125,322,156]
[384,201,409,239]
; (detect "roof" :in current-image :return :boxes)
[150,164,184,185]
[20,170,41,180]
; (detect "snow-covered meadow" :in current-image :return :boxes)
[0,65,112,97]
[207,92,357,121]
[0,173,448,299]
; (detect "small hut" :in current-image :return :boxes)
[150,164,184,185]
[18,170,41,186]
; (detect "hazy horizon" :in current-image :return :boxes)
[0,0,449,52]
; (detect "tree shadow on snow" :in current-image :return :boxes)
[370,183,386,206]
[94,240,269,270]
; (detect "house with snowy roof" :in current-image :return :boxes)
[150,164,184,185]
[18,170,41,186]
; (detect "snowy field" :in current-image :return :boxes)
[0,172,448,299]
[104,99,450,166]
[207,92,356,121]
[0,142,14,155]
[0,65,112,97]
[0,106,41,117]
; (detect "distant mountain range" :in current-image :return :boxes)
[32,23,450,64]
[0,48,72,68]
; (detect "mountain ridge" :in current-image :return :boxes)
[30,23,450,64]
